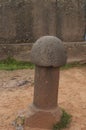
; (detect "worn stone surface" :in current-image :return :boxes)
[25,104,62,129]
[0,42,86,63]
[26,67,62,129]
[34,66,59,109]
[57,0,86,41]
[0,43,32,61]
[30,36,67,67]
[64,42,86,63]
[0,0,86,44]
[26,36,66,129]
[25,128,50,130]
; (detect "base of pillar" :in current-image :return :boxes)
[24,127,50,130]
[24,104,62,129]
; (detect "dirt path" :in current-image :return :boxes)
[0,67,86,130]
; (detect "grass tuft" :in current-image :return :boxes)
[0,57,85,71]
[0,57,34,70]
[53,110,72,130]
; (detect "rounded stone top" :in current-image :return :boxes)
[30,36,67,67]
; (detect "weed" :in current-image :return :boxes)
[0,57,34,70]
[53,110,72,130]
[0,57,85,71]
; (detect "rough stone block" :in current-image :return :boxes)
[30,36,67,67]
[25,105,62,129]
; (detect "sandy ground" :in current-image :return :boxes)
[0,67,86,130]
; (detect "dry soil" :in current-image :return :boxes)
[0,67,86,130]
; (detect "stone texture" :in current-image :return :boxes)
[0,0,86,44]
[25,105,62,129]
[30,36,67,67]
[0,43,32,61]
[57,0,86,41]
[25,128,50,130]
[34,66,59,109]
[64,42,86,63]
[0,42,86,63]
[25,36,66,129]
[32,0,57,40]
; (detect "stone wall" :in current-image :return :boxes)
[0,0,86,62]
[0,0,86,44]
[0,42,86,63]
[57,0,86,41]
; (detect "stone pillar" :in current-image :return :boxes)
[34,66,59,110]
[25,36,67,129]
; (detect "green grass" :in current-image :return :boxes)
[61,62,86,70]
[0,57,85,71]
[0,57,34,70]
[53,110,72,130]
